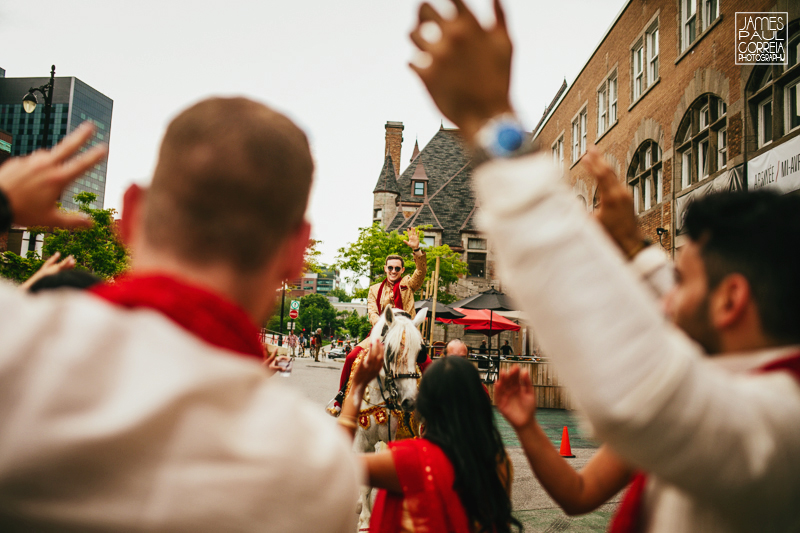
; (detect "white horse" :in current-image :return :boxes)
[352,305,427,531]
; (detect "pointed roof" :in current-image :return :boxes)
[411,158,429,181]
[373,154,399,194]
[388,129,477,249]
[411,139,420,161]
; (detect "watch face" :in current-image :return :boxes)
[497,125,524,152]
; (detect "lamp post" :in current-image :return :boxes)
[279,281,287,347]
[22,65,56,150]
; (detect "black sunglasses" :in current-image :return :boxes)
[387,266,403,272]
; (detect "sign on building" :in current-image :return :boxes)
[748,135,800,194]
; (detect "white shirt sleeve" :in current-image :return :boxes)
[0,285,360,532]
[472,154,800,520]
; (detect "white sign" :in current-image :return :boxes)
[675,166,743,234]
[748,135,800,194]
[290,300,300,310]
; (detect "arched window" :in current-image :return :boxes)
[628,140,662,213]
[747,21,800,150]
[675,94,727,191]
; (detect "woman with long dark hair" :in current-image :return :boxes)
[346,354,520,533]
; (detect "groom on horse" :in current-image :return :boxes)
[327,227,429,416]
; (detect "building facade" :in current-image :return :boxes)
[287,269,341,299]
[533,0,800,254]
[0,69,112,211]
[371,121,501,299]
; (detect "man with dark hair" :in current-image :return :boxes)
[367,228,427,325]
[0,101,359,531]
[409,1,800,530]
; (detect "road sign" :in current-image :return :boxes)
[290,300,300,310]
[289,309,299,319]
[287,321,295,331]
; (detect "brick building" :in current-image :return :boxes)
[533,0,800,254]
[371,121,501,299]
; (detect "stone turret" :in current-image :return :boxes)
[372,154,399,227]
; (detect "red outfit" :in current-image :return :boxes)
[91,274,264,361]
[369,438,471,533]
[608,351,800,533]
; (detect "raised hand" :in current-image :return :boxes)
[409,0,514,144]
[352,340,385,390]
[403,227,421,250]
[494,365,537,430]
[582,147,645,257]
[19,251,76,291]
[0,122,107,229]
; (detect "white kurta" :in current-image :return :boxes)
[474,153,800,532]
[0,285,360,532]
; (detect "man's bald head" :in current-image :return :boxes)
[445,339,469,357]
[144,97,313,272]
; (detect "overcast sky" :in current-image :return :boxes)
[1,0,625,268]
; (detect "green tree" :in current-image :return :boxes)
[327,287,351,302]
[304,238,324,274]
[39,192,128,279]
[298,293,341,337]
[335,223,467,302]
[0,192,129,284]
[0,251,43,284]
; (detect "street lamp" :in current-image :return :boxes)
[22,65,56,150]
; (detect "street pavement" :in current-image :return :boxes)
[283,353,621,532]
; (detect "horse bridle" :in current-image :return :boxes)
[378,333,421,411]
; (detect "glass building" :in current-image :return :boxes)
[0,72,112,211]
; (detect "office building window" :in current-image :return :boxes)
[786,80,800,133]
[466,238,487,278]
[609,75,618,123]
[718,128,727,168]
[551,136,564,170]
[597,71,618,136]
[632,22,659,104]
[681,0,697,51]
[759,99,773,147]
[572,118,580,161]
[647,25,659,83]
[467,253,486,278]
[598,86,607,136]
[628,139,662,213]
[702,0,719,31]
[633,43,644,100]
[580,109,587,154]
[676,93,727,190]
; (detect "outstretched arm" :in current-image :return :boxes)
[339,340,384,439]
[409,0,513,145]
[19,251,76,291]
[405,228,427,292]
[495,367,632,515]
[0,122,107,230]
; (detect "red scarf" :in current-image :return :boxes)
[91,274,265,361]
[376,278,403,315]
[370,438,471,533]
[608,351,800,533]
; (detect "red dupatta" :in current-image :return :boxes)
[608,351,800,533]
[91,274,265,361]
[370,438,471,533]
[376,278,403,315]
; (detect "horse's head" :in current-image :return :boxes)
[370,306,428,412]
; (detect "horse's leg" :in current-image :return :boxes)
[354,423,376,532]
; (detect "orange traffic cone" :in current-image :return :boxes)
[559,426,576,458]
